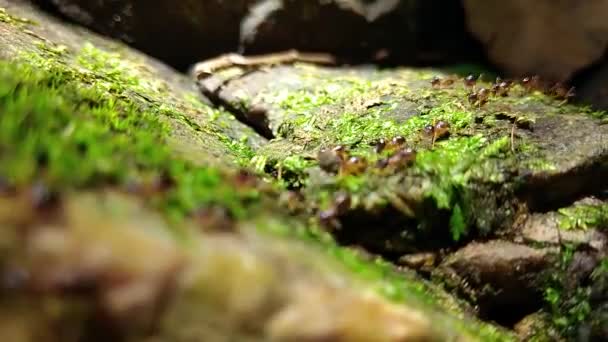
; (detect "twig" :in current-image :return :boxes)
[194,49,337,80]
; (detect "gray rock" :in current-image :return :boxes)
[434,240,557,324]
[463,0,608,81]
[519,212,607,252]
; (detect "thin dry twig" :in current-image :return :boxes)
[195,49,337,80]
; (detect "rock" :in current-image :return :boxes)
[194,59,608,256]
[513,312,561,341]
[398,252,437,272]
[35,0,482,70]
[586,262,608,341]
[0,0,265,169]
[576,60,608,111]
[462,0,608,81]
[35,0,254,70]
[518,203,608,253]
[434,240,557,326]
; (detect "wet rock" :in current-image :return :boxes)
[586,263,608,341]
[434,240,557,326]
[0,189,482,341]
[463,0,608,81]
[0,3,517,339]
[576,60,608,111]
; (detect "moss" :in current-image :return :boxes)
[21,39,260,166]
[0,61,260,224]
[244,63,608,252]
[0,7,34,27]
[541,246,603,339]
[557,202,608,230]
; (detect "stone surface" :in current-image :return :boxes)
[463,0,608,81]
[519,196,608,246]
[1,0,265,168]
[434,240,557,325]
[195,60,608,256]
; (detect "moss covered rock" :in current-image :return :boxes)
[197,62,607,254]
[0,1,518,341]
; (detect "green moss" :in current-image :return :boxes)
[593,258,608,278]
[0,7,34,27]
[541,245,601,339]
[0,61,260,224]
[557,202,608,230]
[20,40,259,166]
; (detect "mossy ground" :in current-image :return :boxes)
[0,59,514,341]
[5,2,608,339]
[0,4,522,340]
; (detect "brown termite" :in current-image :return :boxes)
[430,76,455,88]
[385,136,406,152]
[464,74,477,88]
[279,190,305,213]
[424,120,451,148]
[387,148,417,170]
[375,158,389,169]
[442,78,455,86]
[373,138,387,153]
[333,192,351,215]
[341,156,368,176]
[467,92,478,105]
[434,120,450,139]
[318,207,340,229]
[317,145,347,174]
[497,81,510,97]
[521,75,541,93]
[430,76,442,88]
[550,83,576,104]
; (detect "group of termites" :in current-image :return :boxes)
[317,121,450,178]
[431,74,576,107]
[314,73,578,227]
